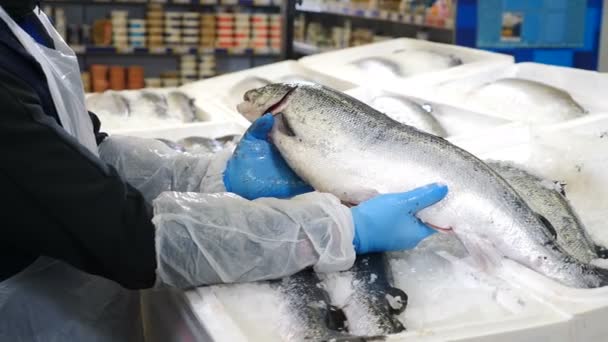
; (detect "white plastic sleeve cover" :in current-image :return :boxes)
[152,191,356,288]
[98,135,231,201]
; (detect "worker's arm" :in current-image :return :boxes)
[98,135,232,202]
[0,67,157,290]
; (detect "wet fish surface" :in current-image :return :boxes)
[466,78,587,123]
[238,82,608,288]
[85,91,130,117]
[345,254,406,335]
[278,270,350,341]
[369,95,446,137]
[488,161,599,264]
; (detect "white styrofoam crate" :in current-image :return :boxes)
[111,120,247,141]
[179,60,358,126]
[298,38,514,89]
[406,62,608,123]
[345,87,512,137]
[86,87,245,134]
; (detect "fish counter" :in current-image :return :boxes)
[138,115,608,342]
[85,39,608,341]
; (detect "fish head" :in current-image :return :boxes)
[236,83,298,122]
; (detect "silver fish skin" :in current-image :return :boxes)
[132,91,169,118]
[167,91,199,122]
[369,95,447,137]
[238,82,608,289]
[467,78,587,124]
[346,254,406,336]
[279,270,351,341]
[391,49,463,76]
[85,91,130,117]
[488,161,599,264]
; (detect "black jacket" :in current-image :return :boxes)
[0,18,157,290]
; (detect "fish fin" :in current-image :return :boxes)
[554,181,567,197]
[596,245,608,259]
[385,287,408,315]
[535,213,557,240]
[591,265,608,287]
[460,235,504,272]
[326,305,349,332]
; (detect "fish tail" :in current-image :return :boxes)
[593,265,608,287]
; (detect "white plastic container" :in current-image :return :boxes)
[298,38,514,89]
[407,62,608,122]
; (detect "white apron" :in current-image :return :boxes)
[0,5,98,155]
[0,7,142,342]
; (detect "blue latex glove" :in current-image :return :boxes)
[224,114,314,200]
[352,183,449,254]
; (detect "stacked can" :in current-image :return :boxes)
[81,72,91,93]
[144,78,162,88]
[251,13,269,53]
[161,71,180,88]
[216,13,235,49]
[180,55,198,85]
[111,11,129,48]
[200,0,218,4]
[90,65,109,93]
[147,4,164,48]
[234,13,250,50]
[269,14,281,53]
[199,54,216,78]
[200,14,216,48]
[165,12,182,47]
[109,66,126,90]
[220,0,238,4]
[127,66,145,90]
[182,13,200,46]
[128,19,146,48]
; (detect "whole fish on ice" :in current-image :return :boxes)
[391,49,462,76]
[466,78,587,123]
[237,82,608,289]
[369,95,446,137]
[167,91,200,122]
[351,57,402,78]
[85,90,130,117]
[130,91,169,118]
[488,161,600,264]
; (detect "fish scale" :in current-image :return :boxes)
[238,82,608,289]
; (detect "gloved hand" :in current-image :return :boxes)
[224,113,314,200]
[352,183,448,254]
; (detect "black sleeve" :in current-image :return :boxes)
[88,111,109,145]
[0,67,157,290]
